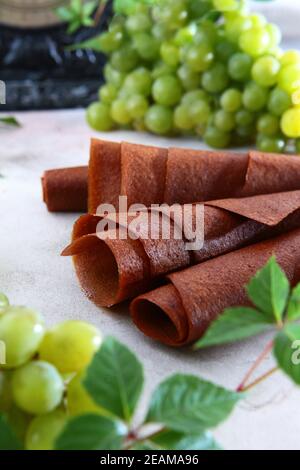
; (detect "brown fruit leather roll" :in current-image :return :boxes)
[42,166,88,212]
[131,228,300,347]
[62,190,300,307]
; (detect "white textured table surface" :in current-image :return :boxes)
[0,110,299,450]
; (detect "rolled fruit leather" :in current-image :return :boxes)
[130,228,300,347]
[62,190,300,307]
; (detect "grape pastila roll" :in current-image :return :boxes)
[42,139,300,213]
[130,228,300,347]
[62,190,300,308]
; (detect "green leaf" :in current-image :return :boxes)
[83,337,144,422]
[287,284,300,321]
[150,429,221,450]
[0,414,23,450]
[71,0,82,14]
[195,307,273,349]
[67,36,103,51]
[0,117,21,127]
[0,293,9,310]
[274,324,300,385]
[55,6,74,21]
[83,1,97,16]
[146,374,240,433]
[68,20,82,34]
[55,414,126,450]
[246,256,289,323]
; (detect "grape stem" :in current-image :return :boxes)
[94,1,106,27]
[236,339,274,392]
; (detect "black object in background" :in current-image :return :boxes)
[0,1,112,111]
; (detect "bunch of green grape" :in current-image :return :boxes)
[86,0,300,153]
[0,293,103,450]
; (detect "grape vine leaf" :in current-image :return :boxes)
[287,284,300,321]
[0,117,21,127]
[0,414,23,450]
[273,324,300,385]
[83,337,144,422]
[149,429,221,450]
[146,374,241,434]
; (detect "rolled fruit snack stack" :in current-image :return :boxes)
[62,190,300,308]
[42,139,300,213]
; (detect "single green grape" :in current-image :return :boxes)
[257,135,285,153]
[281,108,300,138]
[220,89,242,112]
[235,108,255,127]
[268,87,291,116]
[204,126,231,148]
[145,105,173,135]
[278,64,300,95]
[174,104,193,130]
[152,1,188,30]
[111,45,139,72]
[228,52,253,81]
[177,64,200,90]
[257,114,280,136]
[133,33,160,61]
[39,320,102,374]
[214,110,235,132]
[280,50,300,67]
[111,99,132,125]
[97,31,124,54]
[98,84,118,104]
[184,43,214,72]
[190,100,211,125]
[0,307,45,369]
[202,63,229,94]
[242,82,268,112]
[266,23,282,47]
[125,13,152,34]
[251,55,280,87]
[224,13,252,43]
[249,13,266,29]
[12,361,64,414]
[152,75,182,106]
[0,293,9,311]
[104,64,125,88]
[122,68,152,96]
[174,25,195,46]
[67,370,106,416]
[127,95,149,119]
[25,409,67,450]
[0,371,12,411]
[152,62,176,79]
[182,89,209,106]
[160,42,180,67]
[239,28,270,57]
[86,102,114,132]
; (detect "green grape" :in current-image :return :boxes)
[213,0,239,11]
[39,320,102,374]
[104,64,125,88]
[239,28,270,57]
[160,42,180,67]
[184,43,214,72]
[123,68,152,96]
[257,135,285,153]
[242,82,268,112]
[280,50,300,67]
[220,89,242,112]
[67,370,106,416]
[145,105,173,135]
[249,13,266,28]
[98,84,118,104]
[228,52,252,81]
[182,89,209,106]
[257,114,280,136]
[174,104,193,130]
[214,109,235,132]
[278,64,300,95]
[0,371,12,411]
[190,100,211,125]
[174,25,196,46]
[7,405,31,442]
[25,410,67,450]
[127,95,149,119]
[201,63,229,93]
[296,139,300,155]
[152,23,170,41]
[266,23,282,47]
[12,361,64,414]
[281,108,300,138]
[125,13,152,34]
[268,87,291,116]
[215,40,238,63]
[111,99,132,125]
[177,64,200,90]
[152,62,176,79]
[195,21,219,46]
[86,102,114,131]
[0,293,9,311]
[188,0,213,19]
[235,108,255,127]
[0,307,45,369]
[97,31,124,54]
[224,13,252,43]
[152,75,182,106]
[133,33,160,61]
[152,1,188,30]
[111,45,139,72]
[251,55,280,87]
[204,126,231,148]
